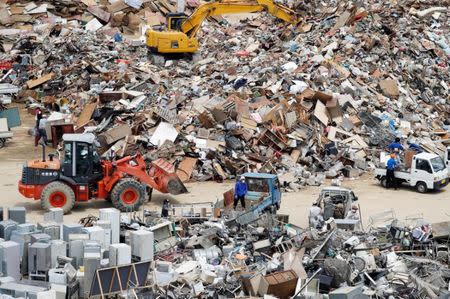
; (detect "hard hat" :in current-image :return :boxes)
[240,176,245,181]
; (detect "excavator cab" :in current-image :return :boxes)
[61,134,103,183]
[167,13,188,31]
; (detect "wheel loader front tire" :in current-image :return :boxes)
[41,181,76,214]
[111,178,146,212]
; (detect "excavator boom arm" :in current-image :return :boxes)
[181,0,298,38]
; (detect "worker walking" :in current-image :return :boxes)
[386,153,398,190]
[35,107,43,129]
[234,176,247,210]
[35,114,48,147]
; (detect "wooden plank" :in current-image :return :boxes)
[176,157,198,182]
[313,100,329,126]
[9,6,25,15]
[11,14,33,23]
[81,0,98,6]
[88,6,111,22]
[76,102,97,128]
[213,161,226,179]
[223,188,234,208]
[107,0,128,13]
[98,124,132,146]
[26,73,54,89]
[157,0,176,13]
[240,116,257,131]
[290,149,301,162]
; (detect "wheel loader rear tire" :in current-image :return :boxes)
[111,178,146,212]
[41,181,76,214]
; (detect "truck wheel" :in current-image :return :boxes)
[380,177,387,188]
[0,138,5,149]
[416,182,428,193]
[111,178,146,212]
[41,181,76,214]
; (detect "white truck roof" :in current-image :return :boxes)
[320,186,352,192]
[62,133,96,144]
[414,152,440,160]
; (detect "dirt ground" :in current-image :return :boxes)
[1,105,450,228]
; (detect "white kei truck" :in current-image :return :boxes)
[375,152,449,193]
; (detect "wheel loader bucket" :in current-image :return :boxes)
[150,158,188,195]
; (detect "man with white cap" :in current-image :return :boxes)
[234,176,248,210]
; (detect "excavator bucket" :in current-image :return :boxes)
[149,158,188,195]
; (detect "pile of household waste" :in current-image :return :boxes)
[2,205,450,299]
[0,0,448,187]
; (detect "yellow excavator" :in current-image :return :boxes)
[146,0,299,54]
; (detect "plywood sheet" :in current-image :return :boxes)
[76,102,97,128]
[176,157,198,182]
[26,73,54,89]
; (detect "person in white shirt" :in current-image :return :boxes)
[309,202,324,229]
[35,115,48,146]
[345,205,360,220]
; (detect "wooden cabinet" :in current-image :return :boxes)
[258,270,298,299]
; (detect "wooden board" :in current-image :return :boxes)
[313,100,329,126]
[88,6,111,22]
[98,124,132,146]
[26,73,54,89]
[176,157,198,182]
[223,188,234,208]
[107,0,129,13]
[76,102,97,129]
[240,116,257,131]
[290,149,301,162]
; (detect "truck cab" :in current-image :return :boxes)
[242,173,281,211]
[412,153,448,192]
[230,173,282,226]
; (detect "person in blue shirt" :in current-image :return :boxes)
[407,140,423,153]
[387,137,404,163]
[387,137,404,153]
[234,176,248,210]
[386,153,398,190]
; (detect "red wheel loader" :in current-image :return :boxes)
[18,133,187,214]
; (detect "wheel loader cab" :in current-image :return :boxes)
[61,134,103,183]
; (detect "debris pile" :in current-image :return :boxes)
[2,205,450,298]
[0,0,449,185]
